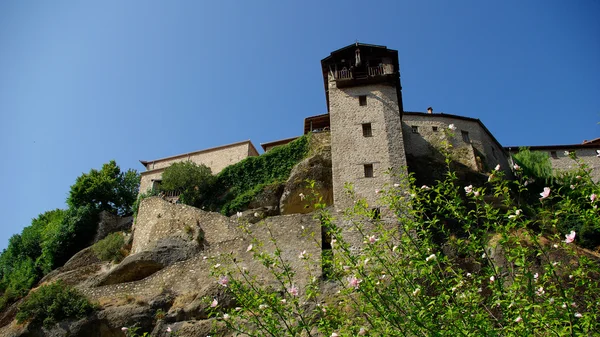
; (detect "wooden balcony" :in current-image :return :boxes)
[333,64,396,88]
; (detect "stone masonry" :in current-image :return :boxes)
[328,82,407,209]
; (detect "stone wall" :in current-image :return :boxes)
[328,79,407,209]
[130,197,322,291]
[139,142,257,194]
[402,113,511,176]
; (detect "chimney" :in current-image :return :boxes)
[427,107,433,114]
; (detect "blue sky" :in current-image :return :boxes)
[0,1,598,250]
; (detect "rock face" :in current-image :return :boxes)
[280,150,333,215]
[93,211,133,244]
[0,198,322,337]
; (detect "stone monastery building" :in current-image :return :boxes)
[139,43,600,207]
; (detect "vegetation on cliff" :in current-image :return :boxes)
[16,281,97,328]
[143,134,311,215]
[209,131,599,336]
[0,161,139,312]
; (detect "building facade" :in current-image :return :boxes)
[139,43,599,208]
[138,140,259,194]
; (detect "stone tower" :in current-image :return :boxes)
[321,43,408,208]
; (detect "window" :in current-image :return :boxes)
[364,164,374,178]
[491,147,497,159]
[359,95,367,106]
[411,126,419,134]
[362,123,372,137]
[461,130,470,143]
[550,151,558,159]
[432,126,438,132]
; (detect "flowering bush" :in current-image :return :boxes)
[208,134,599,336]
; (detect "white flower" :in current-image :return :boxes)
[570,184,575,189]
[298,250,307,259]
[166,326,172,332]
[211,298,218,307]
[575,312,582,318]
[536,287,545,296]
[236,211,243,218]
[259,304,268,309]
[490,276,495,283]
[246,244,253,252]
[464,185,473,194]
[513,164,521,170]
[121,327,129,331]
[213,263,221,268]
[223,313,230,320]
[515,209,521,215]
[466,272,472,277]
[394,183,400,187]
[515,316,522,323]
[412,288,421,296]
[421,185,431,190]
[474,191,480,197]
[597,150,600,157]
[426,254,436,262]
[494,164,501,171]
[448,124,457,131]
[299,193,305,200]
[331,333,339,337]
[358,327,367,335]
[254,212,259,217]
[481,253,486,258]
[564,151,570,156]
[375,189,380,194]
[533,273,538,279]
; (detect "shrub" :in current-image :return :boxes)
[16,281,96,327]
[160,161,216,208]
[92,232,125,262]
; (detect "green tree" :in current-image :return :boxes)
[512,147,553,183]
[160,161,215,207]
[67,160,140,216]
[38,205,98,273]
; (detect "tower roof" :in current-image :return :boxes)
[320,43,402,113]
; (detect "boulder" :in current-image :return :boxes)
[280,152,333,215]
[248,183,284,211]
[97,236,202,286]
[93,211,133,244]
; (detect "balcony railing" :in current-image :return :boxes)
[368,65,385,76]
[157,190,181,203]
[333,64,393,80]
[336,67,353,80]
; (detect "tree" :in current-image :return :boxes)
[512,147,553,183]
[160,161,215,207]
[67,160,140,216]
